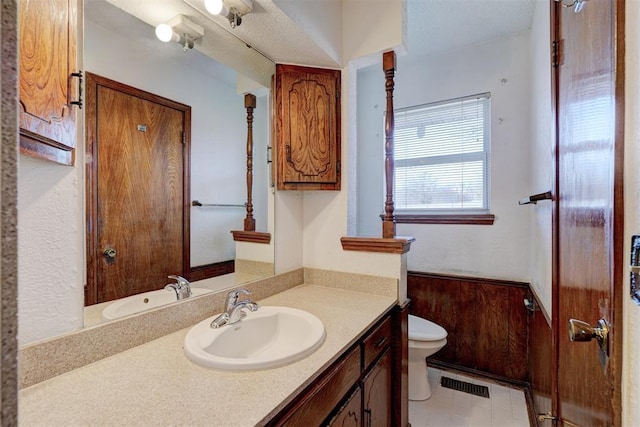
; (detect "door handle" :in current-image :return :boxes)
[102,247,117,259]
[568,318,609,355]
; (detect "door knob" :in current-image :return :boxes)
[568,318,609,355]
[102,247,117,259]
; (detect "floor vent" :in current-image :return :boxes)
[440,376,490,398]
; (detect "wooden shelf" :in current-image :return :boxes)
[340,236,415,254]
[231,230,271,244]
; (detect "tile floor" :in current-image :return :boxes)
[409,367,531,427]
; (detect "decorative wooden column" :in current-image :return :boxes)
[243,93,256,232]
[341,50,414,255]
[382,51,396,238]
[231,94,270,244]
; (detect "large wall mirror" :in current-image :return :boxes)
[18,0,275,345]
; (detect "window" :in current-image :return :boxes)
[391,93,494,224]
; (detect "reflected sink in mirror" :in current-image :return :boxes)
[101,288,211,322]
[184,306,326,371]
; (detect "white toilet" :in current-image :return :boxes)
[408,314,448,401]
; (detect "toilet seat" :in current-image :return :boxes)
[408,315,447,341]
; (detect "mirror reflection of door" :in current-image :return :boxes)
[85,73,191,305]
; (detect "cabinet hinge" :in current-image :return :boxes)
[182,131,186,145]
[552,39,564,68]
[336,160,341,174]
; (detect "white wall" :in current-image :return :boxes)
[624,1,640,424]
[528,1,553,316]
[356,33,533,282]
[18,155,86,344]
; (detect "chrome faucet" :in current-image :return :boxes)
[164,275,192,300]
[210,288,259,328]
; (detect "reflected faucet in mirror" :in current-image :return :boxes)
[164,275,192,300]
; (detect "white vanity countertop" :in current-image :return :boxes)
[19,284,396,426]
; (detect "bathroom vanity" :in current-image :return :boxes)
[18,280,406,426]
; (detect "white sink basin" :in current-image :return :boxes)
[101,288,210,321]
[184,306,326,371]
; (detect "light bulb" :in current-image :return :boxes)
[205,0,226,15]
[155,24,174,43]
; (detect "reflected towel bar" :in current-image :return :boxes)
[192,200,245,208]
[518,191,552,205]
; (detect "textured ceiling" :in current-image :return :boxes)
[90,0,536,81]
[407,0,536,56]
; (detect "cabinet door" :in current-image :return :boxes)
[273,347,361,426]
[363,350,392,427]
[19,0,79,165]
[276,64,340,190]
[328,387,362,427]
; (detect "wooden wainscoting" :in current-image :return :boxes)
[407,272,529,383]
[187,260,235,282]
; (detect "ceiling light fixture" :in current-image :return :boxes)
[155,15,204,51]
[204,0,253,28]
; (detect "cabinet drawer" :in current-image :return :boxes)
[362,317,391,370]
[276,346,361,426]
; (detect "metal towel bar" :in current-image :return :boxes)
[518,191,552,205]
[191,200,245,208]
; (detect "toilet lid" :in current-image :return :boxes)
[408,315,448,341]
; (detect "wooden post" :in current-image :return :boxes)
[382,51,396,238]
[244,93,256,232]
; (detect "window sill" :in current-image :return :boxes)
[390,213,495,225]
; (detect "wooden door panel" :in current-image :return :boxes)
[276,64,341,190]
[363,350,391,427]
[96,86,184,303]
[328,388,362,427]
[19,0,78,160]
[556,0,622,424]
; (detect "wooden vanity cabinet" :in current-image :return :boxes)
[19,0,81,165]
[275,64,341,190]
[268,313,394,427]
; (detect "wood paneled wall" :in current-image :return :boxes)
[187,260,234,282]
[407,272,529,382]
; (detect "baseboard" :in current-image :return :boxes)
[188,260,235,282]
[428,359,529,390]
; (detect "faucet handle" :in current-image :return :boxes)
[226,288,251,308]
[168,275,189,287]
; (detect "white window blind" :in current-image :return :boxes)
[392,93,491,213]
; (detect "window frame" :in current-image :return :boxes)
[390,93,494,225]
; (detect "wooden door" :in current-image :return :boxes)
[554,0,624,425]
[18,0,79,165]
[85,73,191,305]
[276,64,341,190]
